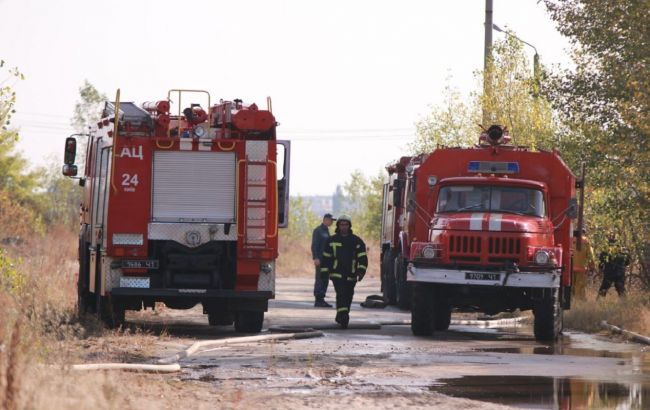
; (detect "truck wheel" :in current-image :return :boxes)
[395,256,411,310]
[234,311,264,333]
[77,238,96,316]
[208,311,234,326]
[533,288,563,341]
[381,250,397,305]
[98,296,125,329]
[411,283,434,336]
[434,296,452,331]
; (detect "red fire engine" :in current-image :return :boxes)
[63,89,290,332]
[380,125,583,341]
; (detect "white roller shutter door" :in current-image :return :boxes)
[152,151,236,222]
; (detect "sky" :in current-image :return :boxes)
[0,0,571,196]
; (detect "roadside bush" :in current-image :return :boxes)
[564,291,650,335]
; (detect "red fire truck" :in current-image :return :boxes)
[380,125,582,341]
[62,89,290,332]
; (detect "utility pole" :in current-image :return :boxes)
[483,0,493,125]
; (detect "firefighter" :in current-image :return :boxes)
[320,215,368,328]
[312,213,335,308]
[572,229,596,300]
[598,237,631,297]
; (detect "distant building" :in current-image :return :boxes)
[300,186,353,217]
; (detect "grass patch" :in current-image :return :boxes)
[565,290,650,335]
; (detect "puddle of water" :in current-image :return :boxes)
[432,375,649,409]
[474,331,650,373]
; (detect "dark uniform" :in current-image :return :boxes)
[320,217,368,328]
[598,248,630,297]
[311,222,331,302]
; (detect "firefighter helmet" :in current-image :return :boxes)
[336,214,352,226]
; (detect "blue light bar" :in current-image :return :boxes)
[467,161,520,174]
[507,162,520,173]
[468,161,480,172]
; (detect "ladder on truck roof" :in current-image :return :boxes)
[242,158,270,248]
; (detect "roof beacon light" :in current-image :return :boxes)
[479,124,511,146]
[468,161,520,174]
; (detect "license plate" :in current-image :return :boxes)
[121,260,159,269]
[465,272,500,281]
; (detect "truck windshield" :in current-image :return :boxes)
[437,185,546,217]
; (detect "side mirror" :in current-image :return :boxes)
[62,164,78,177]
[64,137,77,165]
[567,198,578,219]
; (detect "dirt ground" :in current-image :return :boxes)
[43,277,650,409]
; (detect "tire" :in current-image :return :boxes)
[411,283,434,336]
[98,296,125,329]
[77,239,97,317]
[433,295,452,331]
[77,233,96,316]
[533,288,563,341]
[381,250,397,305]
[208,311,234,326]
[395,256,412,310]
[234,311,264,333]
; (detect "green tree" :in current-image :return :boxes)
[41,160,79,228]
[283,196,320,240]
[71,80,106,133]
[410,36,557,153]
[343,170,384,242]
[0,60,45,234]
[543,0,650,286]
[410,81,475,153]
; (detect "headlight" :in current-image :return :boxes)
[261,262,273,274]
[422,245,437,259]
[534,250,551,265]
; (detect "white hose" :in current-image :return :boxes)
[70,330,324,372]
[70,363,181,372]
[157,330,324,364]
[600,321,650,345]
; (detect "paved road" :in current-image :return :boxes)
[131,277,650,409]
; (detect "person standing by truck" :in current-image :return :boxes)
[572,229,596,300]
[598,237,631,297]
[320,215,368,328]
[312,213,335,307]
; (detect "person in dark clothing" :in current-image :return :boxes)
[320,215,368,328]
[312,213,335,307]
[598,238,631,297]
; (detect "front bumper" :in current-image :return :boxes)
[407,264,560,288]
[110,288,273,299]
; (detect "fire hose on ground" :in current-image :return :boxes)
[70,329,324,373]
[69,316,528,372]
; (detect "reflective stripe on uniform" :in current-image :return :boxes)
[357,252,367,257]
[357,264,367,270]
[346,277,357,282]
[320,267,329,273]
[322,251,332,257]
[337,307,349,312]
[330,242,342,257]
[330,273,342,279]
[333,260,338,269]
